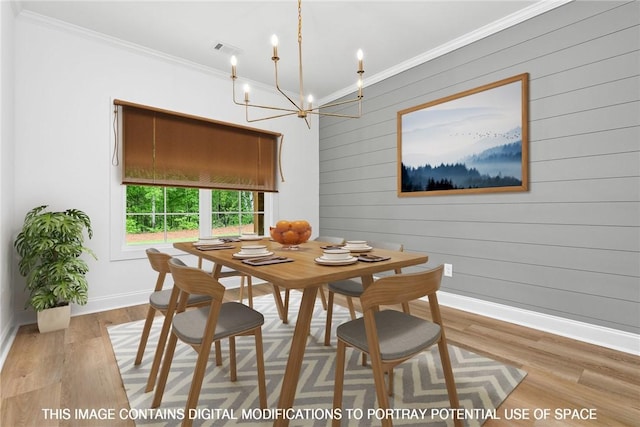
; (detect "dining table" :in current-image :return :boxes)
[173,238,428,427]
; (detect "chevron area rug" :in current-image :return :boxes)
[108,293,526,427]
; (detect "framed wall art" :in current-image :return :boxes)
[397,73,529,196]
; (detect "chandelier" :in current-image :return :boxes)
[230,0,364,129]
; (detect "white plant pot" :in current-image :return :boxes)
[37,305,71,333]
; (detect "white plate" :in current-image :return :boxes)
[314,256,358,266]
[344,245,373,252]
[239,235,263,241]
[194,239,225,246]
[232,251,274,259]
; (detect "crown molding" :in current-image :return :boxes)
[18,10,225,76]
[319,0,574,106]
[10,0,23,16]
[16,9,283,97]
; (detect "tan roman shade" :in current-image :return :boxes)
[115,100,281,192]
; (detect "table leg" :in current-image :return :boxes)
[273,286,318,427]
[271,284,287,324]
[211,263,222,278]
[361,274,374,290]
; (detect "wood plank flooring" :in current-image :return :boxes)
[2,284,639,427]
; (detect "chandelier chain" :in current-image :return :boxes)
[298,0,302,44]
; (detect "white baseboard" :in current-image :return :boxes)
[0,321,19,370]
[3,282,637,373]
[437,291,640,356]
[12,276,267,327]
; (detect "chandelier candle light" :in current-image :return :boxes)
[230,0,364,129]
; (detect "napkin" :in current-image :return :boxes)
[357,254,390,262]
[242,257,294,266]
[320,245,345,250]
[196,244,235,251]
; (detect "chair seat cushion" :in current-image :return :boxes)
[172,302,264,345]
[328,279,363,297]
[149,288,210,310]
[217,268,250,279]
[337,310,441,360]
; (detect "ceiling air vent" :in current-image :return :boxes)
[212,41,243,57]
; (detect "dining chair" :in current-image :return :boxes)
[324,241,407,347]
[281,236,345,322]
[197,257,254,308]
[332,265,461,427]
[135,248,211,370]
[144,250,240,393]
[152,258,267,426]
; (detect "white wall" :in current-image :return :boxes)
[0,0,17,365]
[11,12,319,325]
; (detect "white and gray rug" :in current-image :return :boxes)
[108,293,526,427]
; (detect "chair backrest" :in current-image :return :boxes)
[167,259,227,354]
[168,258,226,306]
[368,241,403,275]
[368,241,403,252]
[146,248,172,274]
[360,265,444,314]
[314,236,345,245]
[146,248,173,292]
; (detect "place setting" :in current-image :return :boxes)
[238,232,264,241]
[343,240,373,252]
[233,244,293,266]
[319,240,390,263]
[315,248,358,266]
[192,236,235,251]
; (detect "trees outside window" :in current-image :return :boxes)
[125,186,263,245]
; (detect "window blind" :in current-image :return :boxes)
[115,100,281,192]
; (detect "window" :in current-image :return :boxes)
[111,100,280,259]
[210,189,265,237]
[125,185,265,245]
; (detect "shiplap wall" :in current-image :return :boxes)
[318,1,639,334]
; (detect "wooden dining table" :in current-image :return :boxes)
[173,238,428,427]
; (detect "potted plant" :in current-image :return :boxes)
[14,205,96,333]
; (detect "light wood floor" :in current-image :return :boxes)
[2,284,639,427]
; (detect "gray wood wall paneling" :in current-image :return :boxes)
[318,1,640,333]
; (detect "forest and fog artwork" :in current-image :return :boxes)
[397,73,529,196]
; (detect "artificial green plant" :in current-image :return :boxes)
[14,205,97,311]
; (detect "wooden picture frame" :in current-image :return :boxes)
[397,73,529,196]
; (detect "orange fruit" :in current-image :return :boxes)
[282,230,299,244]
[275,220,291,232]
[291,220,310,233]
[269,227,278,240]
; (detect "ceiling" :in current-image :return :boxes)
[17,1,547,103]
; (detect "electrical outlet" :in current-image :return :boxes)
[444,263,453,277]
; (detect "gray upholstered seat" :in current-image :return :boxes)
[328,279,363,297]
[173,302,264,345]
[324,241,405,347]
[152,258,267,422]
[149,288,210,310]
[332,266,461,427]
[337,310,441,360]
[136,248,212,371]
